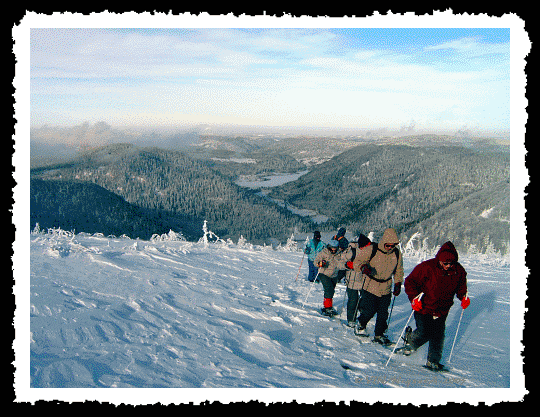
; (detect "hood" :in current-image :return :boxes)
[435,241,459,263]
[356,233,371,248]
[336,227,346,238]
[379,228,399,249]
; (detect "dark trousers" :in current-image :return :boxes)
[307,260,318,282]
[358,290,392,337]
[409,312,447,364]
[319,274,339,300]
[346,288,361,322]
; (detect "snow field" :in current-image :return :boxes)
[24,230,522,404]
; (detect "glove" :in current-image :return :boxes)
[346,261,354,270]
[393,282,401,296]
[461,296,470,309]
[304,247,311,254]
[317,260,328,268]
[411,297,422,311]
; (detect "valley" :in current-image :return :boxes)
[30,126,510,255]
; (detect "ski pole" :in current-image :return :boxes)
[339,285,348,318]
[386,295,396,327]
[385,292,423,367]
[295,252,306,282]
[302,271,319,308]
[351,275,368,322]
[448,292,468,363]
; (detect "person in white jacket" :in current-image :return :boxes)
[314,239,347,316]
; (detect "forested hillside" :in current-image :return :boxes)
[202,152,306,179]
[30,178,203,240]
[31,144,310,243]
[268,144,510,253]
[30,137,510,254]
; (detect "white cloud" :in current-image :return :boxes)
[29,29,510,132]
[425,36,510,58]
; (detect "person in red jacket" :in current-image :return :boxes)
[403,241,470,370]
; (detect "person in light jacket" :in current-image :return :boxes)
[348,228,404,344]
[343,233,372,326]
[314,239,347,316]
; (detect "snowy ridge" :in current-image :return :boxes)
[24,227,520,404]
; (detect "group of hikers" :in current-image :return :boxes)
[303,227,470,371]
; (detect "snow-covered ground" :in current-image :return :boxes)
[19,228,525,404]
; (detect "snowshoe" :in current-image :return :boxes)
[320,307,338,317]
[354,323,369,337]
[372,335,394,347]
[423,361,448,372]
[395,345,415,356]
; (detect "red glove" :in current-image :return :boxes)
[346,261,354,270]
[461,296,470,309]
[412,297,422,311]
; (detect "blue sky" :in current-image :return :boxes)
[30,27,510,134]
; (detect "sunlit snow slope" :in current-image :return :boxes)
[30,229,511,393]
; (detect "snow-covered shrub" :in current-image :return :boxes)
[236,235,254,250]
[276,233,298,252]
[198,220,226,247]
[402,232,435,262]
[151,229,186,243]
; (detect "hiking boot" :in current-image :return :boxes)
[346,321,356,328]
[402,326,413,344]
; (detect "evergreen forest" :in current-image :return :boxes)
[30,138,510,254]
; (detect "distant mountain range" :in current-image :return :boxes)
[30,132,510,254]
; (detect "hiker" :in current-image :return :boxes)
[333,227,349,283]
[333,227,349,250]
[343,233,372,326]
[313,239,347,316]
[304,231,325,282]
[346,228,404,345]
[402,241,469,371]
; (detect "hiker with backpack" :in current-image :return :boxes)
[346,228,404,345]
[314,239,347,316]
[333,227,349,284]
[304,231,325,282]
[401,241,469,371]
[343,233,372,326]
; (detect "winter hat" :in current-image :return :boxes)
[313,231,321,240]
[329,239,339,248]
[356,233,371,248]
[336,227,346,237]
[439,251,457,263]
